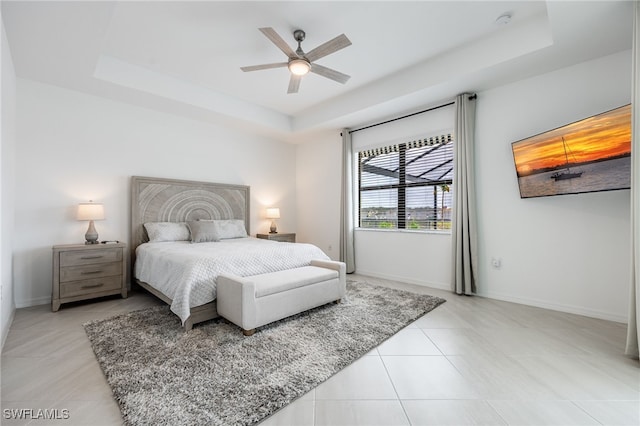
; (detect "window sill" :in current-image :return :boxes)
[355,227,451,236]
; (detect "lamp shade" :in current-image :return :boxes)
[266,207,280,219]
[77,202,105,221]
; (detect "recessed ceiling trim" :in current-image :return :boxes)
[292,12,553,132]
[93,55,292,133]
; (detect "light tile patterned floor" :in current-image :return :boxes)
[1,274,638,425]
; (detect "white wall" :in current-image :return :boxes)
[14,79,297,308]
[475,50,632,322]
[1,13,17,347]
[295,130,341,259]
[298,50,632,322]
[355,229,451,289]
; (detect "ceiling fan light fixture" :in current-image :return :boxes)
[288,58,311,76]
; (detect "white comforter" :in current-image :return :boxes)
[134,237,330,323]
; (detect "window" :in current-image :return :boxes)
[358,133,453,231]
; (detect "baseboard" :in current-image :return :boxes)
[355,270,627,324]
[475,289,628,324]
[1,307,15,350]
[354,269,451,292]
[15,295,50,309]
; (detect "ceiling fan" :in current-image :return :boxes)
[241,27,352,94]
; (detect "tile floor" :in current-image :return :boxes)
[1,274,638,425]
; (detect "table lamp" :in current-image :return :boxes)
[266,207,280,234]
[77,201,105,244]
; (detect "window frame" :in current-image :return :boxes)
[357,133,454,233]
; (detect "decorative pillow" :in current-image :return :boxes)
[214,219,248,240]
[187,220,219,243]
[144,222,190,242]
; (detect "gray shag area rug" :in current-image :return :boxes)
[84,280,445,426]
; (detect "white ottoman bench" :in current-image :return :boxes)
[216,259,346,335]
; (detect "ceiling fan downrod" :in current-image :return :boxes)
[293,29,306,56]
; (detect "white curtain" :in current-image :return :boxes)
[340,129,356,273]
[625,1,640,359]
[451,94,478,295]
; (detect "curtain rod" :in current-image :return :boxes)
[348,94,476,135]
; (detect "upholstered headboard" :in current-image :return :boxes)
[130,176,250,252]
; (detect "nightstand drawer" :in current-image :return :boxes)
[256,233,296,243]
[60,262,122,283]
[269,234,294,242]
[60,276,122,298]
[60,247,122,267]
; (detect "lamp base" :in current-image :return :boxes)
[85,220,99,245]
[269,220,278,234]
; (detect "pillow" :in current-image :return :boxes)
[144,222,190,242]
[214,219,248,240]
[187,220,219,243]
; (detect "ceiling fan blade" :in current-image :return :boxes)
[287,74,302,94]
[305,34,352,62]
[310,64,350,84]
[240,62,288,72]
[259,27,297,59]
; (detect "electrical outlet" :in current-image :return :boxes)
[328,245,333,251]
[491,257,502,269]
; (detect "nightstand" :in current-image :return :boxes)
[256,233,296,243]
[52,243,127,312]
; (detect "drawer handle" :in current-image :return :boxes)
[80,283,104,289]
[80,255,103,260]
[80,270,103,275]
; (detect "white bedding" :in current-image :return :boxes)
[134,237,330,323]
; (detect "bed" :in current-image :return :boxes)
[130,176,329,330]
